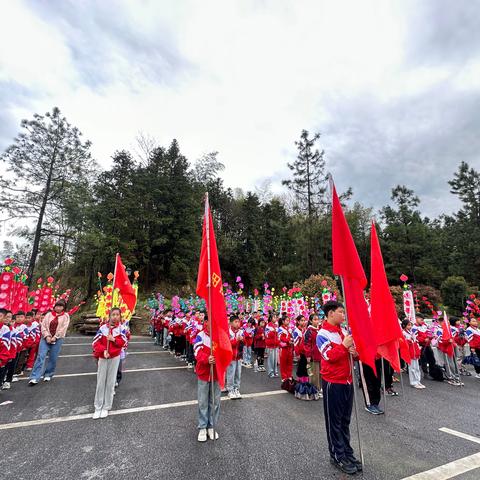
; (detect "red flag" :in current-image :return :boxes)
[370,221,403,372]
[398,336,412,365]
[113,254,136,312]
[332,182,377,372]
[196,196,232,389]
[442,311,455,358]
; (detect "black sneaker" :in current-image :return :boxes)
[346,456,363,472]
[330,457,357,475]
[386,388,398,396]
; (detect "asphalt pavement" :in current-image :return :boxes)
[1,336,480,480]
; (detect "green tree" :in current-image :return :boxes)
[440,275,468,316]
[0,107,94,283]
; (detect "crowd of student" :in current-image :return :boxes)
[148,304,480,474]
[0,300,71,391]
[3,297,480,476]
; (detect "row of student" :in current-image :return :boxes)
[0,302,70,391]
[151,307,480,399]
[191,301,363,475]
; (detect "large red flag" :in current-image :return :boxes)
[113,254,136,312]
[332,182,377,372]
[441,311,455,358]
[370,221,402,372]
[196,196,232,389]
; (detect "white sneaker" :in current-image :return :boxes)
[2,382,11,390]
[475,373,480,379]
[28,379,38,386]
[413,384,423,389]
[43,376,51,382]
[92,410,102,420]
[207,428,219,440]
[100,409,108,418]
[235,389,242,399]
[11,376,19,383]
[227,390,236,399]
[197,428,207,442]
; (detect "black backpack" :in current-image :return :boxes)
[429,364,444,382]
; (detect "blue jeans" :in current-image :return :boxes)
[267,348,279,376]
[243,346,252,364]
[30,338,64,381]
[197,379,221,429]
[226,360,242,392]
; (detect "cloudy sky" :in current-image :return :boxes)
[1,0,480,228]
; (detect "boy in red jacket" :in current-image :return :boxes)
[226,315,244,399]
[92,307,127,419]
[304,313,322,392]
[402,319,425,389]
[253,318,266,372]
[194,319,220,442]
[316,301,360,476]
[265,313,279,378]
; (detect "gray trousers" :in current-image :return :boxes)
[408,359,422,386]
[94,355,121,411]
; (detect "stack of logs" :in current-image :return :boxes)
[74,313,150,336]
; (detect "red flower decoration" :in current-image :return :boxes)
[47,276,54,284]
[4,258,14,266]
[12,266,21,274]
[400,274,408,282]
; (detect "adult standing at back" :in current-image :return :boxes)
[28,299,70,385]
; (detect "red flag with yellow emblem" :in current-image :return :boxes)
[196,194,232,388]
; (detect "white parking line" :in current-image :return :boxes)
[19,366,189,380]
[439,427,480,445]
[401,452,480,480]
[0,390,287,430]
[401,428,480,479]
[59,351,168,358]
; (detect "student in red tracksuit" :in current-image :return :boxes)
[2,311,16,390]
[0,309,10,387]
[25,310,42,371]
[278,316,293,381]
[92,307,127,419]
[304,313,322,392]
[316,301,361,476]
[194,319,221,442]
[265,314,279,377]
[253,318,266,372]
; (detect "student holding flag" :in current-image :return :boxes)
[92,307,127,419]
[195,194,233,442]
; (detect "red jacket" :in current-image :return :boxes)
[230,327,244,361]
[253,326,266,349]
[243,326,254,347]
[413,324,431,347]
[0,323,10,366]
[194,331,218,382]
[403,329,421,360]
[278,327,293,350]
[265,322,279,348]
[303,325,322,362]
[92,324,127,359]
[316,322,351,384]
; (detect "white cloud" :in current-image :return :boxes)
[1,0,480,231]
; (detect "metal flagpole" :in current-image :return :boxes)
[204,193,216,442]
[107,253,119,353]
[340,276,365,467]
[398,350,405,397]
[381,357,387,414]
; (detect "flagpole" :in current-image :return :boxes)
[340,275,365,467]
[204,193,216,442]
[107,253,119,354]
[381,357,387,414]
[398,350,405,398]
